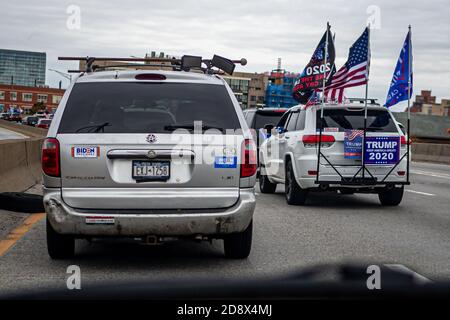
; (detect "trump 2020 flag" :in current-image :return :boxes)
[385,30,413,108]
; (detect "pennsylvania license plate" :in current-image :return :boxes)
[132,160,170,181]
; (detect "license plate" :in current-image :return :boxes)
[132,161,170,181]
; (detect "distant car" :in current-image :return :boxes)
[23,116,39,126]
[36,118,52,129]
[0,112,9,120]
[243,108,287,164]
[9,113,22,122]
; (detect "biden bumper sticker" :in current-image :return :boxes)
[72,146,100,158]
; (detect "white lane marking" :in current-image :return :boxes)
[385,264,432,284]
[411,170,450,180]
[405,189,435,197]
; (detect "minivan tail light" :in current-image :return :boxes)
[302,134,335,147]
[42,138,60,177]
[240,139,257,178]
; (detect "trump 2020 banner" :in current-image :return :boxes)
[364,136,400,165]
[344,130,364,159]
[293,26,336,104]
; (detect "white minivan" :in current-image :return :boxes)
[259,101,408,206]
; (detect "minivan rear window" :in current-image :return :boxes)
[58,82,240,133]
[316,109,398,133]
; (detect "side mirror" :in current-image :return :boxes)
[264,124,274,137]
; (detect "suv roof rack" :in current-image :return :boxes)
[347,98,380,106]
[59,55,247,75]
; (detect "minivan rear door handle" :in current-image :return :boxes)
[107,149,195,160]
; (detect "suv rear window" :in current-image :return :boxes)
[253,111,285,129]
[58,82,240,133]
[316,109,398,133]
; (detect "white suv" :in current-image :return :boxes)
[259,102,408,206]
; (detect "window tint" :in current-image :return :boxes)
[277,112,290,128]
[296,110,306,130]
[58,82,240,133]
[253,112,285,129]
[316,109,398,133]
[286,112,299,131]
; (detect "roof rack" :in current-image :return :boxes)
[347,98,380,105]
[59,55,247,75]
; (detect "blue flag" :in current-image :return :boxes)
[385,30,413,108]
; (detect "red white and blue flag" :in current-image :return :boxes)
[322,27,370,103]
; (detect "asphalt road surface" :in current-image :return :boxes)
[0,161,449,295]
[0,126,28,140]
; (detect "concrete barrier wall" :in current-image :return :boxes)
[0,119,47,138]
[0,138,44,192]
[412,143,450,164]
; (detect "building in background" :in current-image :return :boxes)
[412,90,449,116]
[0,84,64,114]
[222,74,251,109]
[0,49,46,87]
[223,72,268,110]
[264,68,299,108]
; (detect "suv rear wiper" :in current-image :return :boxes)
[75,122,111,133]
[164,124,225,133]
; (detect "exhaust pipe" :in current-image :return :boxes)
[320,184,328,191]
[144,235,160,245]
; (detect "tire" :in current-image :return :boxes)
[47,217,75,259]
[223,220,252,259]
[0,192,44,213]
[259,173,277,194]
[378,186,404,206]
[285,160,308,205]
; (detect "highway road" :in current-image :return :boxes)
[0,126,28,140]
[0,161,449,295]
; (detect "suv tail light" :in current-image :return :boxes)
[302,134,335,148]
[400,136,411,146]
[42,138,60,177]
[240,139,257,178]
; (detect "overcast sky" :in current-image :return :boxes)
[2,0,449,111]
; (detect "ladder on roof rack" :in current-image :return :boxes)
[58,55,247,75]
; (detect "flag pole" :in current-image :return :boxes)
[315,22,330,183]
[361,26,371,179]
[407,25,412,183]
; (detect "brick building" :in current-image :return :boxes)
[411,90,448,116]
[0,84,65,114]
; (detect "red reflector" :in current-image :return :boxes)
[42,138,60,177]
[397,171,406,176]
[401,136,411,145]
[135,74,166,81]
[308,170,317,176]
[302,134,335,144]
[240,139,257,178]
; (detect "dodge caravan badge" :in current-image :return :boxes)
[146,134,157,143]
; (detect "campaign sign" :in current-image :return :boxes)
[344,130,364,159]
[364,137,400,165]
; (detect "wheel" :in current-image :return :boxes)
[378,186,404,206]
[285,160,308,205]
[0,192,44,213]
[223,220,252,259]
[259,172,277,194]
[47,217,75,259]
[340,189,354,195]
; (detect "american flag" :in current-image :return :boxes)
[322,27,370,103]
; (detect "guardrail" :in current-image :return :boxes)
[394,112,450,141]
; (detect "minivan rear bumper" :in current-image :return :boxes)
[44,187,255,237]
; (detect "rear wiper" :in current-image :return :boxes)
[164,124,225,133]
[75,122,111,133]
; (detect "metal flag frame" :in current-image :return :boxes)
[313,25,411,188]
